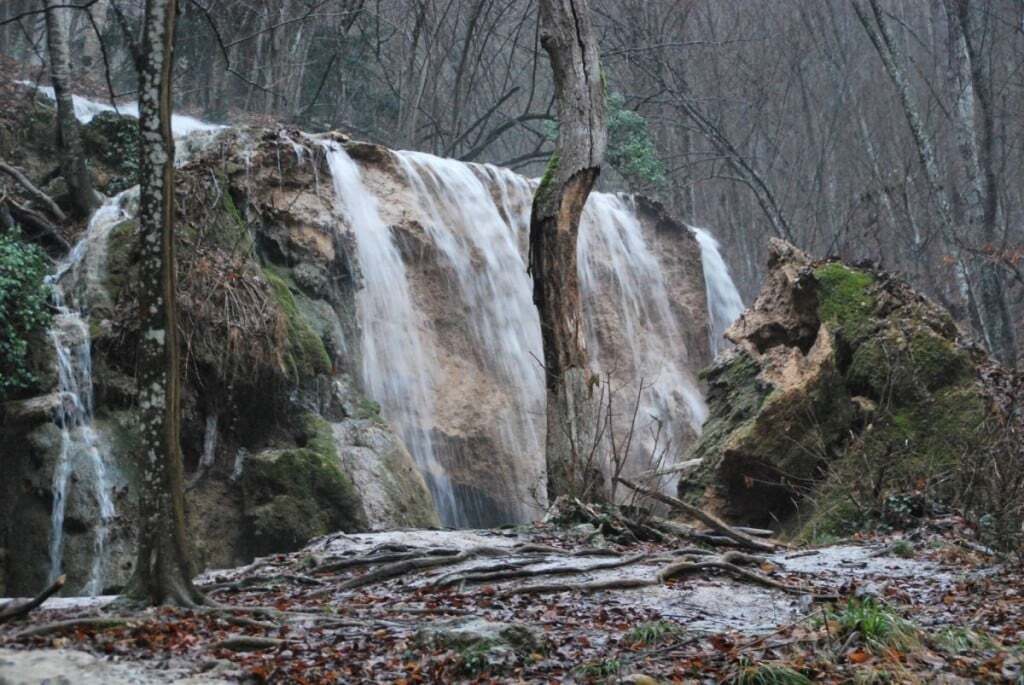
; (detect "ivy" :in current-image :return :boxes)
[0,228,52,399]
[543,92,667,192]
[605,91,666,191]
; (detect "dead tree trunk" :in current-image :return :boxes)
[44,0,97,217]
[529,0,607,503]
[123,0,203,607]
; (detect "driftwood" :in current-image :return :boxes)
[616,477,783,552]
[0,575,65,625]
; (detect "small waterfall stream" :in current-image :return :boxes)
[692,227,745,355]
[45,192,132,594]
[321,143,464,526]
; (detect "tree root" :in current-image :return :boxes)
[0,575,65,625]
[498,550,833,600]
[432,554,651,589]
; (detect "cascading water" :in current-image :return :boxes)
[321,143,463,526]
[578,195,708,477]
[321,142,741,524]
[45,191,133,594]
[393,151,546,522]
[691,227,745,356]
[26,82,222,136]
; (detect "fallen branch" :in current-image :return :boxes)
[616,477,783,552]
[13,616,137,639]
[0,575,65,624]
[0,161,66,221]
[213,636,290,652]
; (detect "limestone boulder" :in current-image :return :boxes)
[681,240,993,536]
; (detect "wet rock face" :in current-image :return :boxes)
[680,239,992,534]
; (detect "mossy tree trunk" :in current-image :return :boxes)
[44,0,97,217]
[529,0,607,503]
[123,0,203,607]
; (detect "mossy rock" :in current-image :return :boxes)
[848,325,971,402]
[82,112,140,193]
[262,267,332,382]
[241,413,366,556]
[814,263,877,343]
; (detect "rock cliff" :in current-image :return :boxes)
[1,84,717,595]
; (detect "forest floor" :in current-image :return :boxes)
[1,514,1022,684]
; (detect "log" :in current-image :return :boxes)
[0,575,65,625]
[615,477,782,552]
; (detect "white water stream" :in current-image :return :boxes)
[45,191,133,594]
[692,227,745,355]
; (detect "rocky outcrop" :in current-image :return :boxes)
[680,239,993,537]
[1,82,711,594]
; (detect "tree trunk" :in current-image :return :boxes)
[947,1,1017,367]
[529,0,606,503]
[44,0,97,217]
[124,0,203,607]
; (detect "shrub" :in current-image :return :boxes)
[0,229,52,399]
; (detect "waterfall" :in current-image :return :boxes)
[321,142,734,524]
[45,191,132,594]
[579,195,708,476]
[692,227,745,356]
[25,82,222,136]
[321,143,463,526]
[393,151,546,523]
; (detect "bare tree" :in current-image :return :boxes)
[529,0,607,502]
[123,0,203,606]
[44,0,97,216]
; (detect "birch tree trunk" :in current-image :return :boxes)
[44,0,97,217]
[124,0,203,607]
[529,0,607,503]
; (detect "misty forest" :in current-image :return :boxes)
[1,0,1024,682]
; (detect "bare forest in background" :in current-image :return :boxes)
[3,0,1023,364]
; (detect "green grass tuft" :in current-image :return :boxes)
[624,620,680,645]
[731,658,812,685]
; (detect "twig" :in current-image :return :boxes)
[213,636,290,652]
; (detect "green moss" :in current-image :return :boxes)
[242,415,366,555]
[535,152,560,205]
[815,263,876,342]
[262,268,332,381]
[82,112,139,193]
[103,219,138,302]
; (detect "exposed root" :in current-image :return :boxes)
[500,577,657,597]
[659,559,834,600]
[431,554,651,589]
